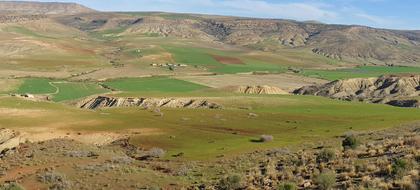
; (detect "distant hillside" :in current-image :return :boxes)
[0,1,95,15]
[56,12,420,65]
[1,1,420,66]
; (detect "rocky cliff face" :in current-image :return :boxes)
[294,75,420,108]
[0,128,21,153]
[231,85,288,95]
[0,1,95,15]
[78,96,222,110]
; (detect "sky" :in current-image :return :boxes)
[13,0,420,30]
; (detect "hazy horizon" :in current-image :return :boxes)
[7,0,420,30]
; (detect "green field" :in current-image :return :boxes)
[102,77,208,93]
[14,78,109,102]
[16,78,57,94]
[210,58,286,74]
[163,46,221,66]
[164,45,285,74]
[51,82,110,102]
[301,66,420,80]
[2,94,420,160]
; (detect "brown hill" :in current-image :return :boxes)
[226,85,288,95]
[54,11,420,65]
[0,1,95,15]
[1,1,420,66]
[294,75,420,108]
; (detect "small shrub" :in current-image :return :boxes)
[398,178,417,190]
[404,136,420,148]
[38,171,71,190]
[392,159,413,179]
[138,148,166,160]
[354,160,369,173]
[259,135,274,142]
[148,148,166,158]
[415,154,420,163]
[342,135,360,149]
[148,186,161,190]
[218,174,242,190]
[278,182,297,190]
[0,183,25,190]
[317,149,336,163]
[315,170,336,190]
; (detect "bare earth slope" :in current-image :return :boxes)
[78,96,222,110]
[294,75,420,107]
[225,85,288,95]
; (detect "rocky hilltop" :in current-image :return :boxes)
[294,75,420,108]
[78,96,222,110]
[0,1,95,15]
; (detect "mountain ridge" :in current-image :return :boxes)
[1,1,420,66]
[0,1,95,15]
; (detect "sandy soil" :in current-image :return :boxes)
[0,69,72,78]
[0,79,21,93]
[175,73,328,92]
[0,108,47,117]
[0,125,163,152]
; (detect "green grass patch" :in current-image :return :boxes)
[93,95,420,160]
[163,46,221,66]
[14,78,109,101]
[15,78,56,94]
[1,95,420,160]
[51,82,110,102]
[301,66,420,80]
[102,77,208,93]
[210,58,286,74]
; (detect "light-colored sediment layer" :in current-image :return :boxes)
[175,73,327,92]
[78,96,222,110]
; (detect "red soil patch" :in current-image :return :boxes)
[212,55,244,65]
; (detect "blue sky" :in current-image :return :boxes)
[18,0,420,30]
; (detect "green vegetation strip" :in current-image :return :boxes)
[15,78,110,102]
[51,82,110,102]
[16,78,57,94]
